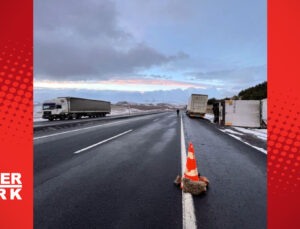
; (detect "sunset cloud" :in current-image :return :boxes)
[34,78,206,92]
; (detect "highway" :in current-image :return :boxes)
[34,111,267,229]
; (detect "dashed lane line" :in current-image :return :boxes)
[73,129,133,154]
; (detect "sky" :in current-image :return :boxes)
[34,0,267,104]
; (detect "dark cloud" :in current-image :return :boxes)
[35,0,128,40]
[34,0,188,80]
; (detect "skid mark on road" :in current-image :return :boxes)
[150,127,176,154]
[181,115,197,229]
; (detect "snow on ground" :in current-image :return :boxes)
[220,129,244,135]
[34,104,163,122]
[220,130,267,154]
[204,113,267,154]
[204,113,214,123]
[34,104,46,121]
[108,107,149,116]
[233,127,267,141]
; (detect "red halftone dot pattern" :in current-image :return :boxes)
[268,88,300,194]
[0,42,33,142]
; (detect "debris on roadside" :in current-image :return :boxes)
[174,175,209,195]
[182,177,207,195]
[199,175,210,185]
[174,142,210,195]
[174,175,182,186]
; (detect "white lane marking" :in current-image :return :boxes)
[33,115,152,140]
[153,119,159,122]
[181,115,197,229]
[74,129,132,154]
[219,129,267,155]
[242,141,267,154]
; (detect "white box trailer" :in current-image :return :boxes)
[42,97,111,121]
[222,100,261,128]
[186,94,208,118]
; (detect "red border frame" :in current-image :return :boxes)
[0,0,33,228]
[268,0,300,228]
[1,0,300,228]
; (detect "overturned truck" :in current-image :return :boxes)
[213,99,267,128]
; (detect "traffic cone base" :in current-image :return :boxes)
[199,176,210,185]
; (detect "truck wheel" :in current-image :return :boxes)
[48,117,53,121]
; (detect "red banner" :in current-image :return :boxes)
[268,0,300,228]
[0,0,33,228]
[0,0,300,228]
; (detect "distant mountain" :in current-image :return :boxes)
[34,87,223,105]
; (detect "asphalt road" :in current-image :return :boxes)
[182,115,267,229]
[34,112,267,229]
[34,112,182,229]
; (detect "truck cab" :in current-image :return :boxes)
[42,98,68,121]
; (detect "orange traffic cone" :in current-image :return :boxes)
[181,142,199,188]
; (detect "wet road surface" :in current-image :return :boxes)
[34,112,266,229]
[182,115,267,229]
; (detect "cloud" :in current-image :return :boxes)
[34,78,206,92]
[34,0,188,81]
[148,74,171,79]
[184,65,267,86]
[95,79,206,88]
[34,0,266,100]
[34,87,221,105]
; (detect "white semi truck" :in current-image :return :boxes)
[42,97,111,121]
[186,94,208,118]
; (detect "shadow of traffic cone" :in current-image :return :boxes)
[181,142,199,188]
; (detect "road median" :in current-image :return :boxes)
[34,110,169,132]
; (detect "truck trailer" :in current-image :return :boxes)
[42,97,111,121]
[218,100,262,128]
[186,94,208,118]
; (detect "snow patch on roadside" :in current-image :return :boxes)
[234,127,267,141]
[34,104,158,122]
[203,112,267,154]
[221,129,244,135]
[204,113,214,123]
[220,130,267,154]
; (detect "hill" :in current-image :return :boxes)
[238,81,267,100]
